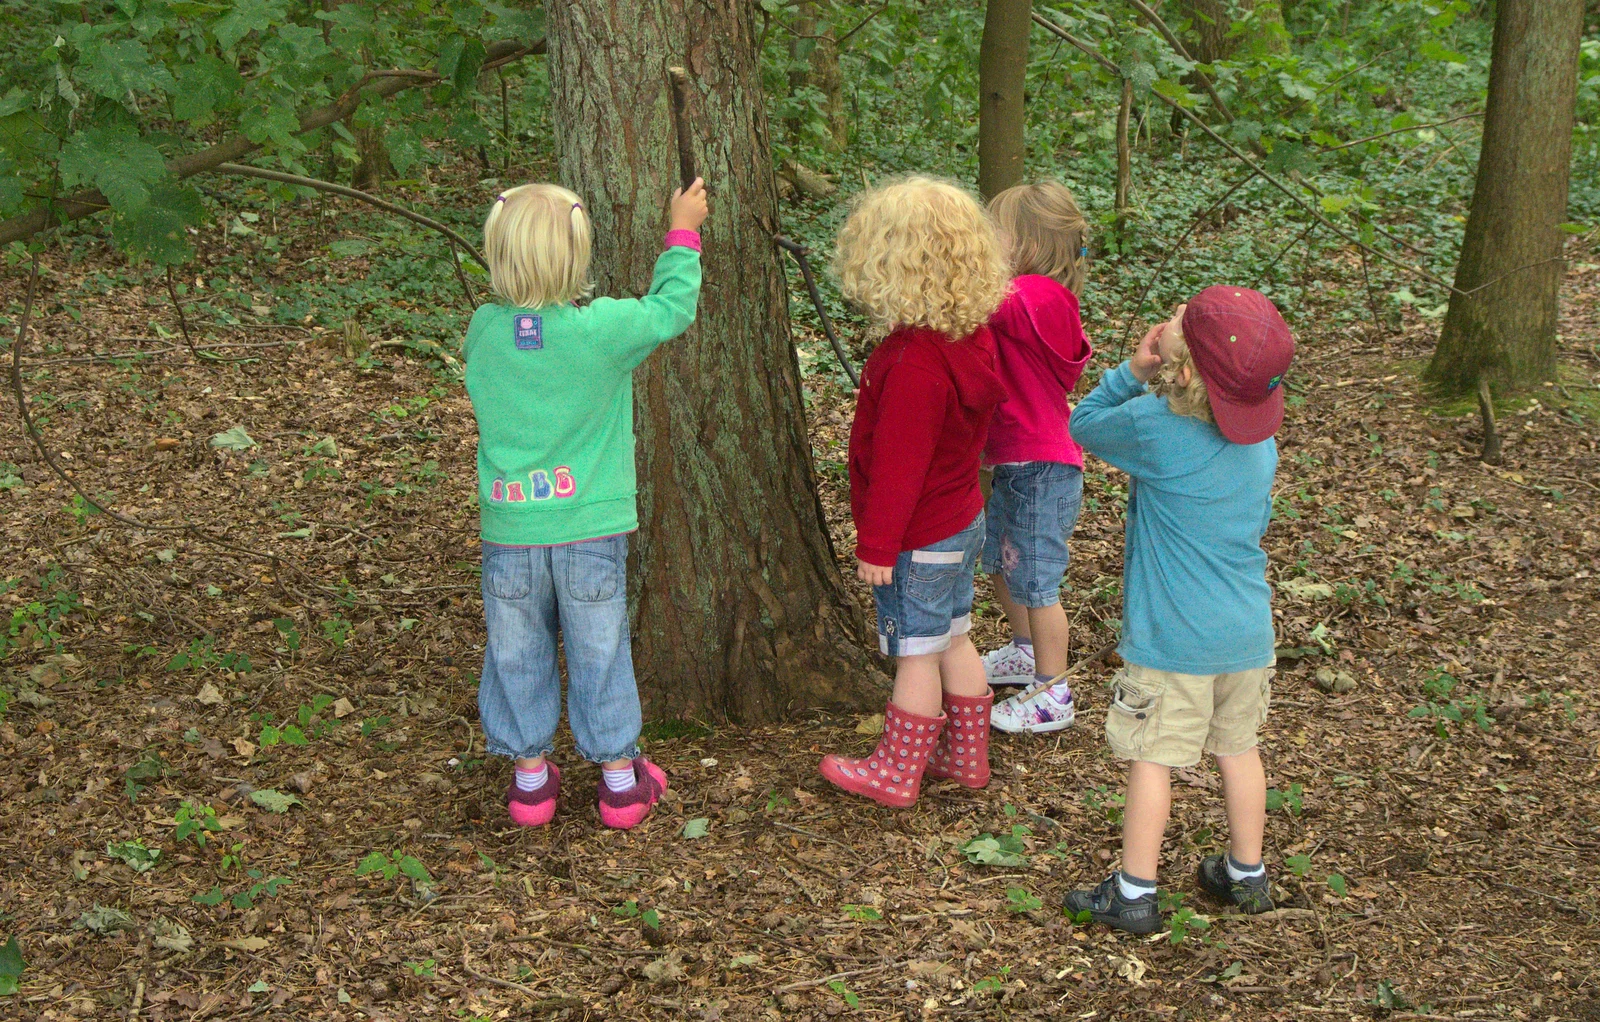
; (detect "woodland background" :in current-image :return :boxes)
[0,1,1598,1020]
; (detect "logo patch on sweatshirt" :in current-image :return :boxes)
[489,467,577,503]
[513,315,543,350]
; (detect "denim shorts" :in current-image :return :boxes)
[477,534,643,764]
[982,461,1084,608]
[874,511,984,657]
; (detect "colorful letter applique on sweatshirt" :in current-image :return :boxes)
[490,468,578,503]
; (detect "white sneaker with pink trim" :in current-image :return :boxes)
[990,680,1076,734]
[981,640,1036,687]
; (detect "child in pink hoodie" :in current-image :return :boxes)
[978,182,1096,734]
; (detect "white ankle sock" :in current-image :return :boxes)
[1117,871,1156,900]
[602,765,637,793]
[1226,855,1265,881]
[515,764,548,792]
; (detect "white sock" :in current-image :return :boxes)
[515,763,548,792]
[1117,871,1156,900]
[603,765,637,793]
[1226,855,1266,881]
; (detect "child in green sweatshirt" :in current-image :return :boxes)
[464,177,708,830]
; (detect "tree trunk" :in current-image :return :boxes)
[787,12,848,152]
[1426,0,1585,395]
[1178,0,1237,64]
[1250,0,1290,54]
[978,0,1032,198]
[546,1,884,722]
[1116,77,1133,217]
[350,122,391,191]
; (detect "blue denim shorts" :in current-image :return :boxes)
[982,462,1084,608]
[874,511,984,657]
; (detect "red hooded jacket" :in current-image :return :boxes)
[849,326,1007,567]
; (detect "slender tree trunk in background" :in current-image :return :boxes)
[1171,0,1236,133]
[786,11,848,152]
[1177,0,1237,64]
[350,123,391,191]
[1115,78,1133,217]
[1427,0,1585,395]
[978,0,1032,198]
[1251,0,1290,54]
[546,1,883,721]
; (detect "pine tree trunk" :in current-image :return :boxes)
[1426,0,1585,395]
[545,1,884,722]
[978,0,1032,199]
[1178,0,1237,63]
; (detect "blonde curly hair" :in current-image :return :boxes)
[1151,336,1214,424]
[832,175,1009,340]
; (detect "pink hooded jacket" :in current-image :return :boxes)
[982,274,1094,467]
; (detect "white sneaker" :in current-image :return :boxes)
[981,640,1036,686]
[990,680,1076,734]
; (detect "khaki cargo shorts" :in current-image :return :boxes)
[1104,662,1274,768]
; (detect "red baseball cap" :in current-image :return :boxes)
[1181,286,1296,444]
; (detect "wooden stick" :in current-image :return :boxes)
[667,66,697,191]
[1477,378,1501,465]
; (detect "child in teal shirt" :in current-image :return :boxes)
[1065,287,1294,933]
[464,177,708,830]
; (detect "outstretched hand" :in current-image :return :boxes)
[671,177,709,232]
[856,558,893,586]
[1130,323,1164,383]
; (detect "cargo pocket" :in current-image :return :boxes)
[1257,668,1275,728]
[1105,671,1161,759]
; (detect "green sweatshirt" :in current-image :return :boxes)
[464,237,702,546]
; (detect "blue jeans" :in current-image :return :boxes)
[982,462,1084,608]
[874,511,984,657]
[477,534,642,763]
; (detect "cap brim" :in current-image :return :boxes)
[1207,385,1285,445]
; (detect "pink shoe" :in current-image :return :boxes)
[597,756,669,830]
[819,701,945,808]
[926,691,992,789]
[506,762,561,827]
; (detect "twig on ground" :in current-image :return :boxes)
[773,959,907,994]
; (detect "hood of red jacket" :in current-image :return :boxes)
[890,325,1007,413]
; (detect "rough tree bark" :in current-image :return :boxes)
[1176,0,1237,64]
[1426,0,1585,395]
[978,0,1032,198]
[546,1,883,721]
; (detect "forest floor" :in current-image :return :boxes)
[1,230,1598,1022]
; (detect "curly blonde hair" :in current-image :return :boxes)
[988,180,1090,295]
[483,183,593,308]
[832,175,1009,340]
[1151,336,1214,424]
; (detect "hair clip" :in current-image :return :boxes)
[1080,246,1089,257]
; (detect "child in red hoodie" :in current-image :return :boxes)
[819,176,1010,808]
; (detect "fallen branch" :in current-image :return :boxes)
[214,163,488,271]
[0,38,544,247]
[1318,111,1484,153]
[773,959,908,994]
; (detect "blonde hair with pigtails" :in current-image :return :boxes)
[483,183,593,308]
[988,180,1091,295]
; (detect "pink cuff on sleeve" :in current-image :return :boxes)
[663,229,702,253]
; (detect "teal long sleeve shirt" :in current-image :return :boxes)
[464,239,701,546]
[1072,361,1278,675]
